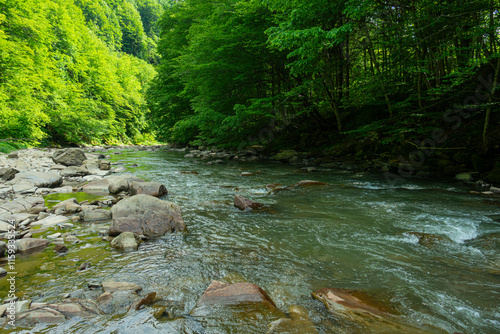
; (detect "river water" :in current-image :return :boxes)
[6,149,500,333]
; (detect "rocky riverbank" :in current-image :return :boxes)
[0,146,490,332]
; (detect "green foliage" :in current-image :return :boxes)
[0,0,160,145]
[149,0,499,150]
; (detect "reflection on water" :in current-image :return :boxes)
[2,150,499,333]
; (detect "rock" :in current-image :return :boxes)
[102,282,143,294]
[455,172,476,183]
[14,308,66,326]
[64,235,81,243]
[98,160,111,170]
[288,305,311,321]
[7,152,18,159]
[11,172,63,188]
[43,299,101,318]
[490,186,500,194]
[240,172,254,177]
[61,166,89,177]
[15,238,50,252]
[0,221,13,232]
[15,300,31,313]
[47,233,62,240]
[234,195,264,211]
[110,232,141,251]
[78,262,91,271]
[195,281,276,308]
[97,290,139,315]
[0,167,19,181]
[79,208,112,222]
[133,292,157,310]
[83,174,143,194]
[406,232,451,247]
[312,288,429,333]
[54,244,68,253]
[274,150,299,162]
[191,281,284,332]
[109,194,185,237]
[0,196,47,214]
[52,148,87,166]
[129,181,168,197]
[294,180,328,187]
[267,318,318,334]
[0,268,7,277]
[52,198,81,214]
[108,174,144,194]
[31,215,69,228]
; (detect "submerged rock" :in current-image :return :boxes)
[312,288,433,333]
[234,195,264,211]
[194,281,276,308]
[109,194,185,237]
[102,281,143,294]
[191,281,285,332]
[52,148,87,166]
[294,180,328,187]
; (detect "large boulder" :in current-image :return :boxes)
[234,195,264,211]
[11,172,63,188]
[129,181,167,197]
[109,194,185,237]
[52,148,87,166]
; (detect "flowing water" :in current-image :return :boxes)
[3,149,500,333]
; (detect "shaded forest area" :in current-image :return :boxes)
[148,0,500,178]
[0,0,164,147]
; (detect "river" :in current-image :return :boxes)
[7,149,500,333]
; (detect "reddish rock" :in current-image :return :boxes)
[294,180,328,187]
[234,195,264,211]
[195,281,276,308]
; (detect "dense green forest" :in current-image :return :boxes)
[148,0,499,160]
[0,0,163,146]
[1,0,499,174]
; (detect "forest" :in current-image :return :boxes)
[1,0,499,172]
[0,0,163,148]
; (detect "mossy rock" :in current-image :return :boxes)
[274,150,298,162]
